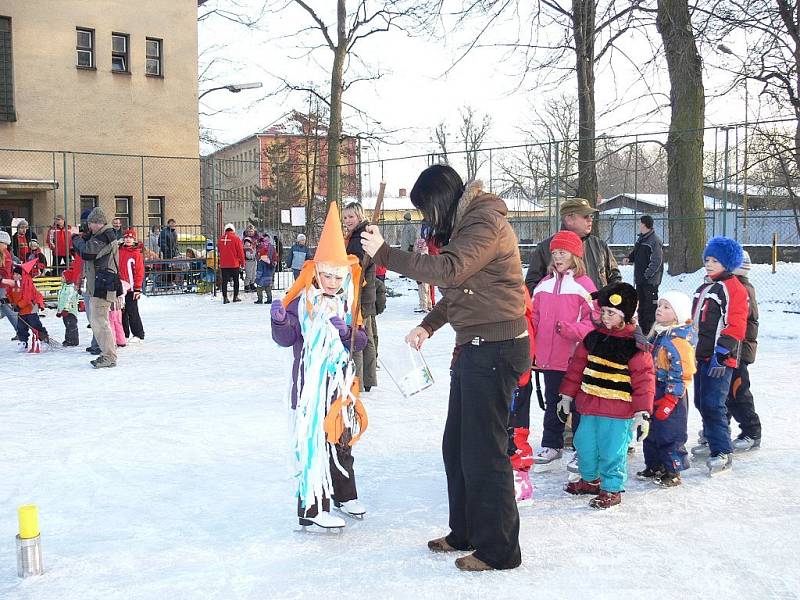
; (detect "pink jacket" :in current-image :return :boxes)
[532,270,597,371]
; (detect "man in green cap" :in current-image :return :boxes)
[525,198,621,293]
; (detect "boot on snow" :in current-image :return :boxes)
[589,490,622,510]
[636,465,666,480]
[564,478,600,495]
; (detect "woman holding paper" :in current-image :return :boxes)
[360,164,530,572]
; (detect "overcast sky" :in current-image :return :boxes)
[198,1,773,195]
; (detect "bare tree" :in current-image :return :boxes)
[459,106,492,180]
[271,0,436,206]
[657,0,706,274]
[432,121,451,164]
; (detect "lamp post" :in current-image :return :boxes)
[718,44,749,241]
[199,81,263,100]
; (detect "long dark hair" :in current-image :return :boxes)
[410,164,463,247]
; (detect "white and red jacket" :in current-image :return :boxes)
[218,232,245,269]
[692,271,748,366]
[119,243,145,292]
[532,270,597,371]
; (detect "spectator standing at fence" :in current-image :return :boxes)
[626,215,663,334]
[343,201,379,392]
[244,223,261,248]
[218,223,245,304]
[0,231,20,339]
[111,218,125,241]
[25,240,47,277]
[243,237,257,292]
[526,198,621,293]
[72,206,121,369]
[399,211,417,251]
[120,228,145,343]
[146,225,161,256]
[159,219,178,259]
[11,219,36,261]
[46,215,72,274]
[273,235,284,270]
[290,234,311,280]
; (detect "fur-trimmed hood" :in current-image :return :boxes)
[454,180,507,229]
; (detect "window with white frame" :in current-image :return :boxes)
[111,33,129,73]
[76,27,94,68]
[145,37,162,76]
[147,196,164,230]
[115,196,132,228]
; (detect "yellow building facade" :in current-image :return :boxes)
[0,0,201,238]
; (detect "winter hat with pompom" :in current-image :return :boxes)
[593,282,638,323]
[703,236,744,272]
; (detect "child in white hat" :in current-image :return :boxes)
[638,290,696,487]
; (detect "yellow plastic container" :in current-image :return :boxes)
[18,505,39,539]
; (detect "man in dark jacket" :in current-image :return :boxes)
[11,219,37,261]
[72,207,121,369]
[727,251,761,451]
[159,219,179,259]
[627,214,663,334]
[525,198,621,293]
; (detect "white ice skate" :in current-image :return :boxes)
[733,436,760,453]
[298,511,346,531]
[334,499,366,519]
[566,453,580,474]
[532,448,562,473]
[706,453,733,475]
[690,443,711,458]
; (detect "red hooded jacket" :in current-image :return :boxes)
[119,243,145,291]
[62,254,83,286]
[218,231,245,269]
[7,260,44,316]
[47,225,73,257]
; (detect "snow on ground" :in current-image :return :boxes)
[1,265,799,599]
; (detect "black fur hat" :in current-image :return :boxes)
[593,282,638,323]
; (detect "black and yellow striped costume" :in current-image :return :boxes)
[580,331,639,403]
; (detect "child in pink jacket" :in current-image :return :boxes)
[531,230,597,471]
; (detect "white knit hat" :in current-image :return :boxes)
[659,290,692,325]
[0,231,10,245]
[224,223,235,232]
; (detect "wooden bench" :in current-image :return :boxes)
[33,276,62,302]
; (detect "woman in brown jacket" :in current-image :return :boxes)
[361,164,530,572]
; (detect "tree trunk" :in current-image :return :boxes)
[573,0,597,206]
[657,0,706,275]
[326,0,347,208]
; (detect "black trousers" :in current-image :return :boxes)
[727,363,761,439]
[445,337,530,570]
[121,292,144,339]
[636,283,658,335]
[298,430,357,517]
[220,268,240,300]
[62,313,79,345]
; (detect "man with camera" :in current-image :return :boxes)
[72,207,121,368]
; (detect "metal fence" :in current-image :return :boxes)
[1,117,798,297]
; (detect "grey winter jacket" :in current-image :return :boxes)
[289,243,311,270]
[400,222,417,252]
[73,224,121,301]
[738,275,758,364]
[525,231,621,293]
[628,230,664,287]
[159,227,178,259]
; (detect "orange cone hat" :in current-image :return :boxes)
[313,202,349,267]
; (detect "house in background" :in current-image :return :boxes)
[0,0,202,240]
[201,128,359,237]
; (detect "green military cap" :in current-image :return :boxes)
[560,197,598,217]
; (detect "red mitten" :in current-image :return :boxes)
[654,394,679,421]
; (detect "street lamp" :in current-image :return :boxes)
[199,81,263,100]
[718,43,749,241]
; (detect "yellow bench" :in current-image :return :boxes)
[33,276,62,302]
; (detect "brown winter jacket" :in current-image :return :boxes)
[737,275,758,364]
[373,181,527,345]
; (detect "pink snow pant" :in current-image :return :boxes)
[109,308,126,346]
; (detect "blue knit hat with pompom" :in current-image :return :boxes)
[703,236,744,272]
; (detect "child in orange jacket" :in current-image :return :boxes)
[4,260,49,351]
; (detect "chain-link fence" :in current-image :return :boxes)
[2,117,797,298]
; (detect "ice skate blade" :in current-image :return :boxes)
[516,498,534,508]
[297,519,345,532]
[333,507,365,520]
[707,465,733,477]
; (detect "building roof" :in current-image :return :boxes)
[599,193,739,211]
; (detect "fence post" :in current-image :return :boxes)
[772,232,777,274]
[489,148,493,193]
[141,156,146,233]
[722,126,730,237]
